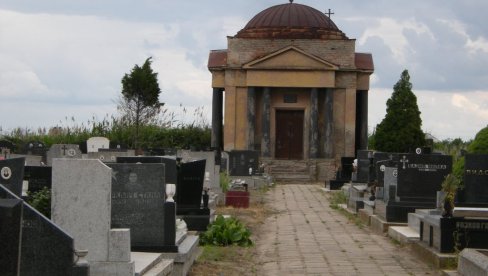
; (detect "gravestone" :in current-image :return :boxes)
[456,154,488,207]
[87,137,110,153]
[176,159,210,231]
[375,159,398,188]
[356,150,373,183]
[228,150,259,176]
[178,150,219,191]
[0,157,25,197]
[1,184,88,276]
[375,154,452,222]
[108,163,169,251]
[418,154,488,253]
[370,152,395,183]
[52,159,134,275]
[46,144,82,166]
[176,159,206,207]
[0,139,15,155]
[110,142,128,151]
[397,153,452,201]
[23,141,47,156]
[117,156,177,184]
[87,150,130,163]
[24,165,52,194]
[0,185,22,275]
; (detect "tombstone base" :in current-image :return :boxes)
[177,208,211,231]
[328,179,348,190]
[419,215,488,253]
[375,199,436,223]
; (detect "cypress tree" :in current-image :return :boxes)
[373,70,425,152]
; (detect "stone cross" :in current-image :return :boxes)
[400,155,409,169]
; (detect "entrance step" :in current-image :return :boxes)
[266,160,315,183]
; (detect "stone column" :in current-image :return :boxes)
[211,88,223,165]
[261,88,271,157]
[359,90,369,150]
[247,87,256,150]
[310,88,319,158]
[324,88,334,158]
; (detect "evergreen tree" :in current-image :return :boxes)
[373,70,425,152]
[118,57,163,149]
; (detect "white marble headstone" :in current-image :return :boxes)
[87,137,110,153]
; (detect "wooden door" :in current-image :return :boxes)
[275,110,304,159]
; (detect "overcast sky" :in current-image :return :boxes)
[1,0,487,140]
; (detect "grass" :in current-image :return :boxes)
[327,191,364,229]
[329,190,347,210]
[188,188,275,276]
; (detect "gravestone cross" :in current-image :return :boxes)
[61,145,68,156]
[400,155,409,169]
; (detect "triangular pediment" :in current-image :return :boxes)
[243,46,338,70]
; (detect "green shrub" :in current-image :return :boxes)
[27,187,51,218]
[199,215,253,247]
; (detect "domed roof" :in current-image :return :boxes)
[236,2,348,40]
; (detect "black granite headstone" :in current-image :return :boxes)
[0,185,22,276]
[228,150,259,176]
[0,157,26,197]
[457,154,488,207]
[339,157,355,180]
[20,203,75,275]
[0,140,15,153]
[375,159,398,187]
[23,141,47,156]
[370,152,395,182]
[109,163,167,251]
[176,159,206,208]
[396,154,452,201]
[0,184,85,276]
[24,166,52,194]
[356,150,373,183]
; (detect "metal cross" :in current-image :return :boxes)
[400,156,409,170]
[325,9,334,18]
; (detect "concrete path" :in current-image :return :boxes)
[255,184,441,276]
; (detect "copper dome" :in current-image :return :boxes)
[236,2,348,39]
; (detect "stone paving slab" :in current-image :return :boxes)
[255,184,442,275]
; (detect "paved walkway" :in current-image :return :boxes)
[255,184,441,276]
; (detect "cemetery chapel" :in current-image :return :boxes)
[208,1,373,166]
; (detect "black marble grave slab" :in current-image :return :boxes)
[339,157,355,181]
[117,156,177,184]
[375,159,398,187]
[23,141,47,156]
[228,150,259,176]
[0,157,26,197]
[356,150,373,183]
[109,163,167,251]
[456,154,488,207]
[396,154,452,201]
[24,166,52,194]
[376,199,436,222]
[176,159,206,208]
[0,185,22,276]
[424,217,488,253]
[370,152,395,182]
[0,184,85,276]
[20,203,75,276]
